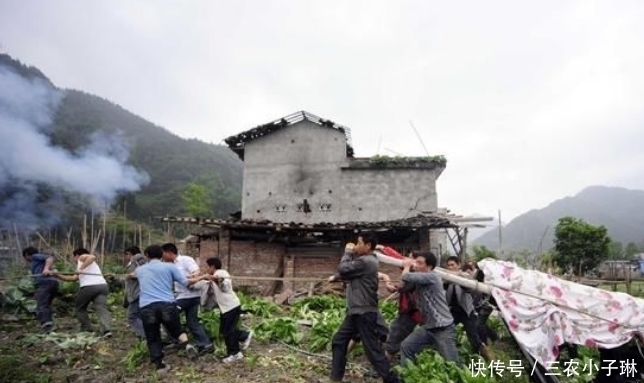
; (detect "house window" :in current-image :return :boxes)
[275,204,287,213]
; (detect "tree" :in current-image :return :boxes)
[607,241,624,260]
[625,242,640,259]
[553,217,611,276]
[181,182,213,217]
[472,245,497,262]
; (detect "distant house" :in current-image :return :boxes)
[165,111,458,294]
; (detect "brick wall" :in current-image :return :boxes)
[198,236,408,297]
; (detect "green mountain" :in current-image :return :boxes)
[0,53,243,228]
[472,185,644,253]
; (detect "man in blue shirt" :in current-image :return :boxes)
[23,247,59,333]
[135,244,198,373]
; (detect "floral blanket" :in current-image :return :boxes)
[479,259,644,365]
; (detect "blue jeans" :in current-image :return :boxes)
[127,299,146,338]
[34,279,59,327]
[177,297,211,347]
[401,323,461,367]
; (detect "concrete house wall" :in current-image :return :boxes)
[240,120,441,224]
[241,121,347,223]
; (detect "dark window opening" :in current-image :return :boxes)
[319,203,332,212]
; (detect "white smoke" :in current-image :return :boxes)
[0,64,150,229]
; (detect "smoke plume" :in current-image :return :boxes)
[0,63,150,229]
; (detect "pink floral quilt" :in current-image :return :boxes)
[478,259,644,366]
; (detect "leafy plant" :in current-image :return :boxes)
[308,311,343,352]
[122,340,149,372]
[23,332,102,350]
[396,349,492,383]
[253,317,303,345]
[239,293,281,318]
[1,276,37,316]
[199,310,222,342]
[291,295,345,312]
[379,300,398,323]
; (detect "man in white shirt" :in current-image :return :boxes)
[161,243,213,354]
[197,256,252,363]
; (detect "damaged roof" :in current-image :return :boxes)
[224,110,355,160]
[162,214,457,232]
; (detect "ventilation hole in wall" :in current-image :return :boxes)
[291,139,295,143]
[268,191,272,196]
[328,190,332,194]
[257,209,261,213]
[246,192,250,196]
[319,203,332,212]
[334,137,338,141]
[358,207,363,211]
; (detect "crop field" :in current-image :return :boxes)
[0,276,609,383]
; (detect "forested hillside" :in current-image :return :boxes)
[0,53,243,230]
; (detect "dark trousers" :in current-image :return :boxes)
[141,302,185,367]
[476,304,498,344]
[177,297,211,347]
[126,299,146,338]
[452,307,483,351]
[331,312,399,383]
[220,306,250,356]
[384,312,417,354]
[76,284,111,332]
[35,279,59,327]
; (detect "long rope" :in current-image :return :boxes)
[276,340,370,372]
[5,270,644,336]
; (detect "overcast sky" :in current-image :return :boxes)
[1,0,643,223]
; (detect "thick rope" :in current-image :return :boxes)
[276,340,370,372]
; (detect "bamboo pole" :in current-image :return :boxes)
[13,224,22,259]
[101,209,107,268]
[90,209,94,252]
[82,214,87,249]
[122,201,127,251]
